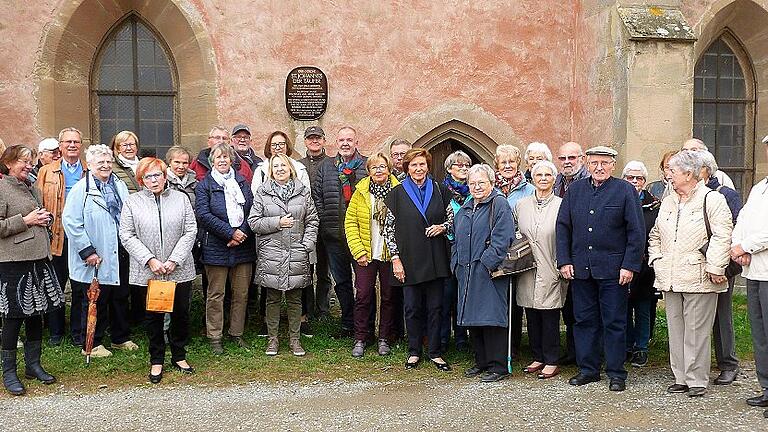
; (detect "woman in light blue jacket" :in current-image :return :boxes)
[62,144,136,359]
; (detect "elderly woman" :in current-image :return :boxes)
[63,144,137,359]
[648,150,732,397]
[515,160,566,379]
[523,142,553,181]
[119,158,197,383]
[731,139,768,413]
[249,154,318,357]
[0,145,63,396]
[622,161,660,368]
[441,150,472,352]
[345,153,400,357]
[700,150,742,385]
[111,130,141,193]
[384,148,452,371]
[494,144,534,357]
[453,164,514,382]
[646,150,677,201]
[165,146,198,206]
[196,142,255,355]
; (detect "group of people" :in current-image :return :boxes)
[1,128,768,419]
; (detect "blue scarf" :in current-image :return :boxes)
[402,176,433,223]
[94,175,123,225]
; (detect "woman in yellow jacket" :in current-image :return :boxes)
[345,152,400,358]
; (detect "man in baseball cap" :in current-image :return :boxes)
[33,137,61,177]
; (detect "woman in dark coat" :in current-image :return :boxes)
[383,148,452,371]
[622,161,660,368]
[195,143,255,355]
[453,164,514,382]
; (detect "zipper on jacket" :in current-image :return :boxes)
[156,194,164,262]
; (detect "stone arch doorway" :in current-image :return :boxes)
[412,119,498,183]
[33,0,217,149]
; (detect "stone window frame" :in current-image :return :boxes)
[693,29,756,194]
[90,14,179,155]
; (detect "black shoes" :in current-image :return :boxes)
[149,369,163,384]
[480,371,507,383]
[713,369,738,385]
[746,394,768,407]
[630,351,648,368]
[464,366,485,378]
[300,321,314,338]
[667,384,689,393]
[609,378,626,392]
[568,373,601,386]
[558,353,576,366]
[431,359,451,372]
[172,362,195,374]
[405,357,420,370]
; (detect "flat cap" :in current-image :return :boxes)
[585,145,618,157]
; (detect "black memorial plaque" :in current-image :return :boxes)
[285,66,328,120]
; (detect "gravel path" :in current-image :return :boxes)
[1,365,766,431]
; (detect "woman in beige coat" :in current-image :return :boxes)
[648,150,732,397]
[514,160,567,379]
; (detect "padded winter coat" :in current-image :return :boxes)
[248,180,318,291]
[344,175,400,262]
[312,153,368,242]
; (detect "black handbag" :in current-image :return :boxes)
[487,197,536,278]
[700,190,742,279]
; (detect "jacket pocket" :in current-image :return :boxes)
[13,229,34,244]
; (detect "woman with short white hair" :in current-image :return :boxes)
[524,142,553,181]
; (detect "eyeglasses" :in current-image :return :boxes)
[557,155,580,161]
[43,149,61,155]
[624,175,646,181]
[120,142,137,149]
[271,142,287,149]
[391,152,407,158]
[468,180,490,188]
[209,135,228,141]
[233,136,251,142]
[451,163,471,169]
[143,172,164,181]
[369,165,389,172]
[18,159,34,167]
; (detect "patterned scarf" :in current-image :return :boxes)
[94,175,123,225]
[443,175,470,206]
[495,170,524,196]
[336,154,364,205]
[369,177,392,226]
[272,178,295,203]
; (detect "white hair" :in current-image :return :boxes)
[699,151,718,175]
[85,144,113,164]
[467,163,496,184]
[668,150,703,180]
[524,142,553,162]
[531,160,558,177]
[622,160,648,178]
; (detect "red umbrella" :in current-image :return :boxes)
[84,266,100,365]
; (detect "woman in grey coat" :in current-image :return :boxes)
[453,164,515,383]
[119,157,197,384]
[249,154,319,357]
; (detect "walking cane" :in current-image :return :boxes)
[507,277,513,374]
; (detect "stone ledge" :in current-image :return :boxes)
[618,6,696,41]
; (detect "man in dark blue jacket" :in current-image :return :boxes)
[556,145,645,392]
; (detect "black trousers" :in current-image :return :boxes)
[562,288,576,357]
[146,281,191,365]
[526,308,561,365]
[1,316,42,350]
[73,280,131,347]
[124,248,145,328]
[470,326,508,374]
[403,278,444,358]
[47,237,70,339]
[509,278,524,357]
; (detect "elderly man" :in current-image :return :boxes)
[31,138,60,178]
[553,141,590,364]
[298,126,332,318]
[556,145,645,392]
[35,128,87,346]
[682,138,735,189]
[733,136,768,418]
[230,123,262,175]
[313,127,368,336]
[390,139,412,181]
[190,126,252,182]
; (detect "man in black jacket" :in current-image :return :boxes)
[312,127,367,335]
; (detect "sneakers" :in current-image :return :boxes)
[300,321,314,338]
[82,345,112,358]
[290,339,306,356]
[352,340,366,358]
[630,351,648,367]
[265,337,279,356]
[377,339,391,356]
[111,340,139,351]
[257,323,268,337]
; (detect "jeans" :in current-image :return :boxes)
[323,236,355,330]
[626,297,652,352]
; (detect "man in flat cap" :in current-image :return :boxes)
[556,145,645,392]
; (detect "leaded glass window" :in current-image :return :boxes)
[93,16,176,157]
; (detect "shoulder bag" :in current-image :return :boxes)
[699,190,742,279]
[487,197,536,278]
